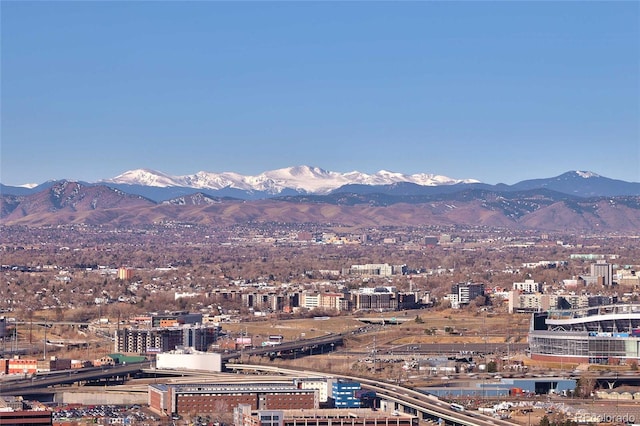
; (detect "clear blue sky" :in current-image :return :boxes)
[2,1,639,186]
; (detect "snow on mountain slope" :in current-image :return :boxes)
[576,171,601,179]
[261,166,349,193]
[110,169,182,187]
[103,165,479,194]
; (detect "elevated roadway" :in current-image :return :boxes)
[0,362,151,396]
[226,364,516,426]
[5,359,638,425]
[0,334,342,395]
[3,360,514,425]
[222,333,343,360]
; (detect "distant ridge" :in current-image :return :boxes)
[1,167,638,202]
[1,179,640,232]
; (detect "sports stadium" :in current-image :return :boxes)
[528,304,640,364]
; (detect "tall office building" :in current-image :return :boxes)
[450,282,485,306]
[590,261,613,286]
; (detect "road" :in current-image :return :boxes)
[227,363,517,426]
[0,362,151,395]
[387,343,528,355]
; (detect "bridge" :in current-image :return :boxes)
[0,362,151,396]
[222,332,343,360]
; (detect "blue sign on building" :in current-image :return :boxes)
[332,381,362,408]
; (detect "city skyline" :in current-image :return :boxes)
[2,1,639,186]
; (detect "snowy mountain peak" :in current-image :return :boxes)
[110,169,179,187]
[283,165,330,177]
[377,170,400,176]
[102,166,478,194]
[575,171,600,179]
[17,183,39,189]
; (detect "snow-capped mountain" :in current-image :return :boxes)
[107,169,179,188]
[576,171,601,179]
[103,165,480,195]
[3,175,640,232]
[4,168,637,205]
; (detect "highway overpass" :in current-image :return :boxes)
[222,332,343,360]
[0,362,151,396]
[226,364,516,426]
[2,360,512,425]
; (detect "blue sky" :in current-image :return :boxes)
[2,1,639,186]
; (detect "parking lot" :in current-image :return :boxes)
[53,404,160,424]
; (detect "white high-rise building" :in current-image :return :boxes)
[512,279,542,293]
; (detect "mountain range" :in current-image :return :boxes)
[1,166,639,231]
[3,166,639,200]
[105,166,482,194]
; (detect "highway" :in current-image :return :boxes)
[4,358,637,425]
[0,333,343,394]
[222,333,343,360]
[226,364,517,426]
[2,359,515,425]
[387,343,528,355]
[0,362,151,395]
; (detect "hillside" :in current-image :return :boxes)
[2,182,640,232]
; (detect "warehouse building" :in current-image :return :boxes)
[234,406,418,426]
[148,382,318,417]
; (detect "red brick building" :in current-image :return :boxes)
[6,358,38,375]
[0,410,52,426]
[0,397,52,425]
[148,382,318,417]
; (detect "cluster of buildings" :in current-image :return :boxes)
[507,276,618,314]
[508,290,616,314]
[193,282,424,315]
[300,286,419,312]
[114,285,423,355]
[506,261,627,314]
[341,264,406,277]
[0,353,143,376]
